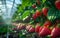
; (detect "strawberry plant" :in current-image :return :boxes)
[4,0,60,38]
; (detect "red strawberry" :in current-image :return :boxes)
[12,27,17,31]
[29,27,35,33]
[35,23,40,33]
[32,14,37,20]
[21,24,26,29]
[55,0,60,10]
[42,7,48,16]
[39,27,51,36]
[26,25,32,31]
[51,27,60,37]
[17,25,23,30]
[44,20,52,27]
[51,36,56,38]
[35,10,41,17]
[39,26,43,32]
[32,4,36,8]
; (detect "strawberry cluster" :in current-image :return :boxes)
[12,20,60,38]
[35,21,60,38]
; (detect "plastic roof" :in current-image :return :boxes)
[0,0,21,15]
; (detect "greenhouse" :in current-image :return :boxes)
[0,0,60,38]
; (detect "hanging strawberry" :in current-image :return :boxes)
[51,27,60,37]
[39,27,51,36]
[43,20,52,27]
[29,27,35,33]
[42,7,48,16]
[32,14,37,20]
[35,10,41,17]
[32,4,36,9]
[55,0,60,10]
[38,26,43,36]
[35,23,41,33]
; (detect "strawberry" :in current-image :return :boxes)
[21,24,26,29]
[35,23,40,33]
[32,4,36,8]
[55,0,60,10]
[29,27,35,33]
[51,36,56,38]
[32,10,41,20]
[32,14,37,20]
[35,10,41,17]
[39,26,43,32]
[44,20,52,27]
[26,25,32,31]
[39,27,51,36]
[17,25,20,30]
[51,27,60,37]
[38,26,43,36]
[42,7,48,16]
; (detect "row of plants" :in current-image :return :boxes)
[12,0,60,38]
[12,22,60,38]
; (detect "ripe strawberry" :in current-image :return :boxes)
[21,24,26,29]
[32,4,36,8]
[55,0,60,10]
[29,27,35,33]
[26,25,32,31]
[35,10,41,17]
[32,14,37,20]
[44,20,52,27]
[51,36,56,38]
[51,27,60,37]
[39,27,51,36]
[39,26,43,32]
[35,23,40,33]
[42,7,48,16]
[17,25,23,30]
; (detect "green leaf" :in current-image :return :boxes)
[42,0,46,3]
[21,10,30,20]
[29,20,34,24]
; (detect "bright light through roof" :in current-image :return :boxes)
[7,4,12,8]
[0,0,21,15]
[0,1,2,4]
